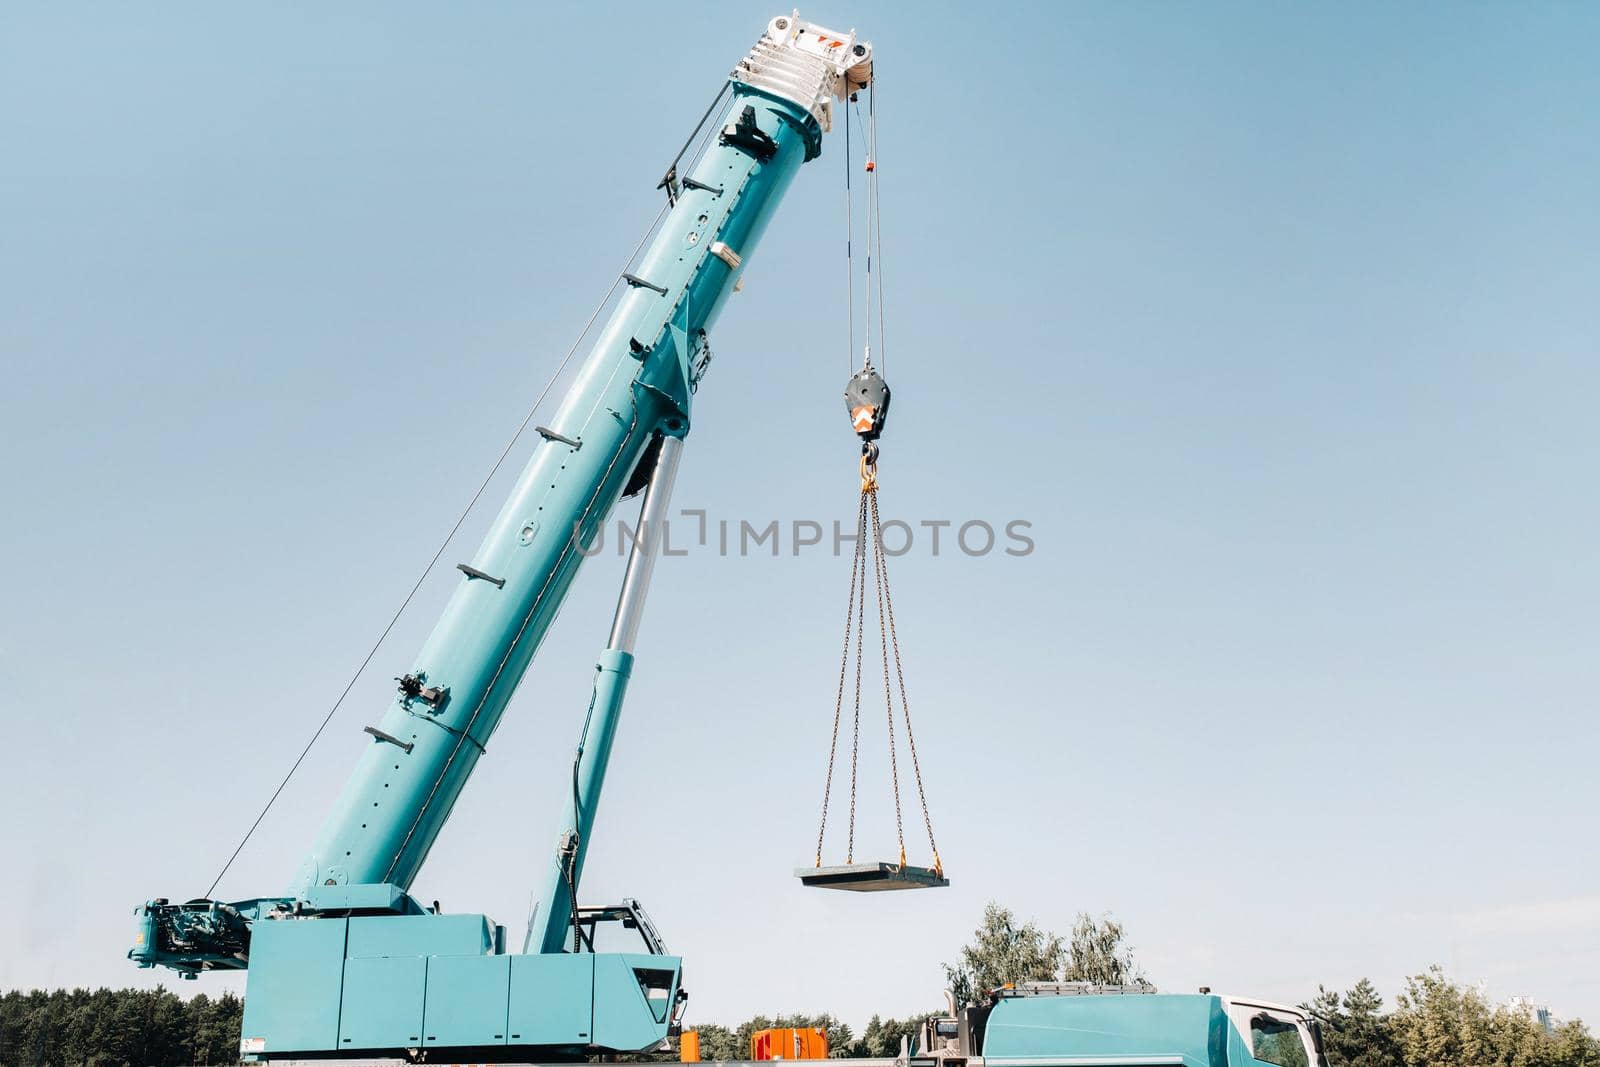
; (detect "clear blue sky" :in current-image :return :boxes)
[3,0,1598,1032]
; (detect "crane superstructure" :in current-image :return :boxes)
[128,14,873,1062]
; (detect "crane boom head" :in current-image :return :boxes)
[734,12,873,136]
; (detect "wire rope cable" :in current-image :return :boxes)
[844,100,856,372]
[868,82,887,376]
[860,95,876,372]
[203,199,673,900]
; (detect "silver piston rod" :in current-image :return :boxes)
[609,434,685,653]
[528,433,687,954]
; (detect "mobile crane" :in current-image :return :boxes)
[126,15,1334,1067]
[129,13,875,1062]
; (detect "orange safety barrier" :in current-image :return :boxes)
[680,1030,701,1063]
[751,1027,828,1060]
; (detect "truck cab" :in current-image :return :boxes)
[1221,994,1329,1067]
[925,983,1329,1067]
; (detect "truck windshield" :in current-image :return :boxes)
[1250,1015,1309,1067]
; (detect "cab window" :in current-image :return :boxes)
[1251,1014,1308,1067]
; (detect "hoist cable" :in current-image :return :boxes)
[568,755,583,953]
[203,198,674,900]
[868,83,887,376]
[844,100,855,373]
[850,91,886,375]
[858,97,876,371]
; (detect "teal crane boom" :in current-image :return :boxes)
[128,14,873,1062]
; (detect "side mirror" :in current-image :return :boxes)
[1306,1018,1330,1067]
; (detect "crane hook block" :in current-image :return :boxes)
[845,366,890,442]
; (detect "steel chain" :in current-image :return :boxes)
[815,462,942,875]
[846,491,868,862]
[871,490,941,874]
[869,490,907,865]
[816,490,870,866]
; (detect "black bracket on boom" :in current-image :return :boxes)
[456,563,506,588]
[657,165,681,207]
[364,725,415,754]
[397,673,448,710]
[719,105,777,163]
[623,273,669,296]
[536,425,582,449]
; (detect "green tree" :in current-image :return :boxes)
[1062,912,1148,987]
[853,1014,931,1058]
[943,902,1064,1006]
[1549,1019,1600,1067]
[1306,978,1401,1067]
[191,992,245,1066]
[688,1022,739,1063]
[1392,966,1497,1067]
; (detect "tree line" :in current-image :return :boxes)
[1313,970,1599,1067]
[0,988,241,1067]
[3,903,1594,1066]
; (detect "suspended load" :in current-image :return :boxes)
[799,363,947,893]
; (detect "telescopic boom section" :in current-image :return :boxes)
[290,16,871,901]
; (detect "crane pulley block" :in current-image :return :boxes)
[846,364,890,442]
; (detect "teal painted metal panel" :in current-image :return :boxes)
[339,956,427,1050]
[306,883,420,914]
[239,919,348,1057]
[345,913,491,958]
[424,954,511,1047]
[982,994,1229,1067]
[508,954,594,1047]
[1228,1017,1252,1066]
[591,953,679,1052]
